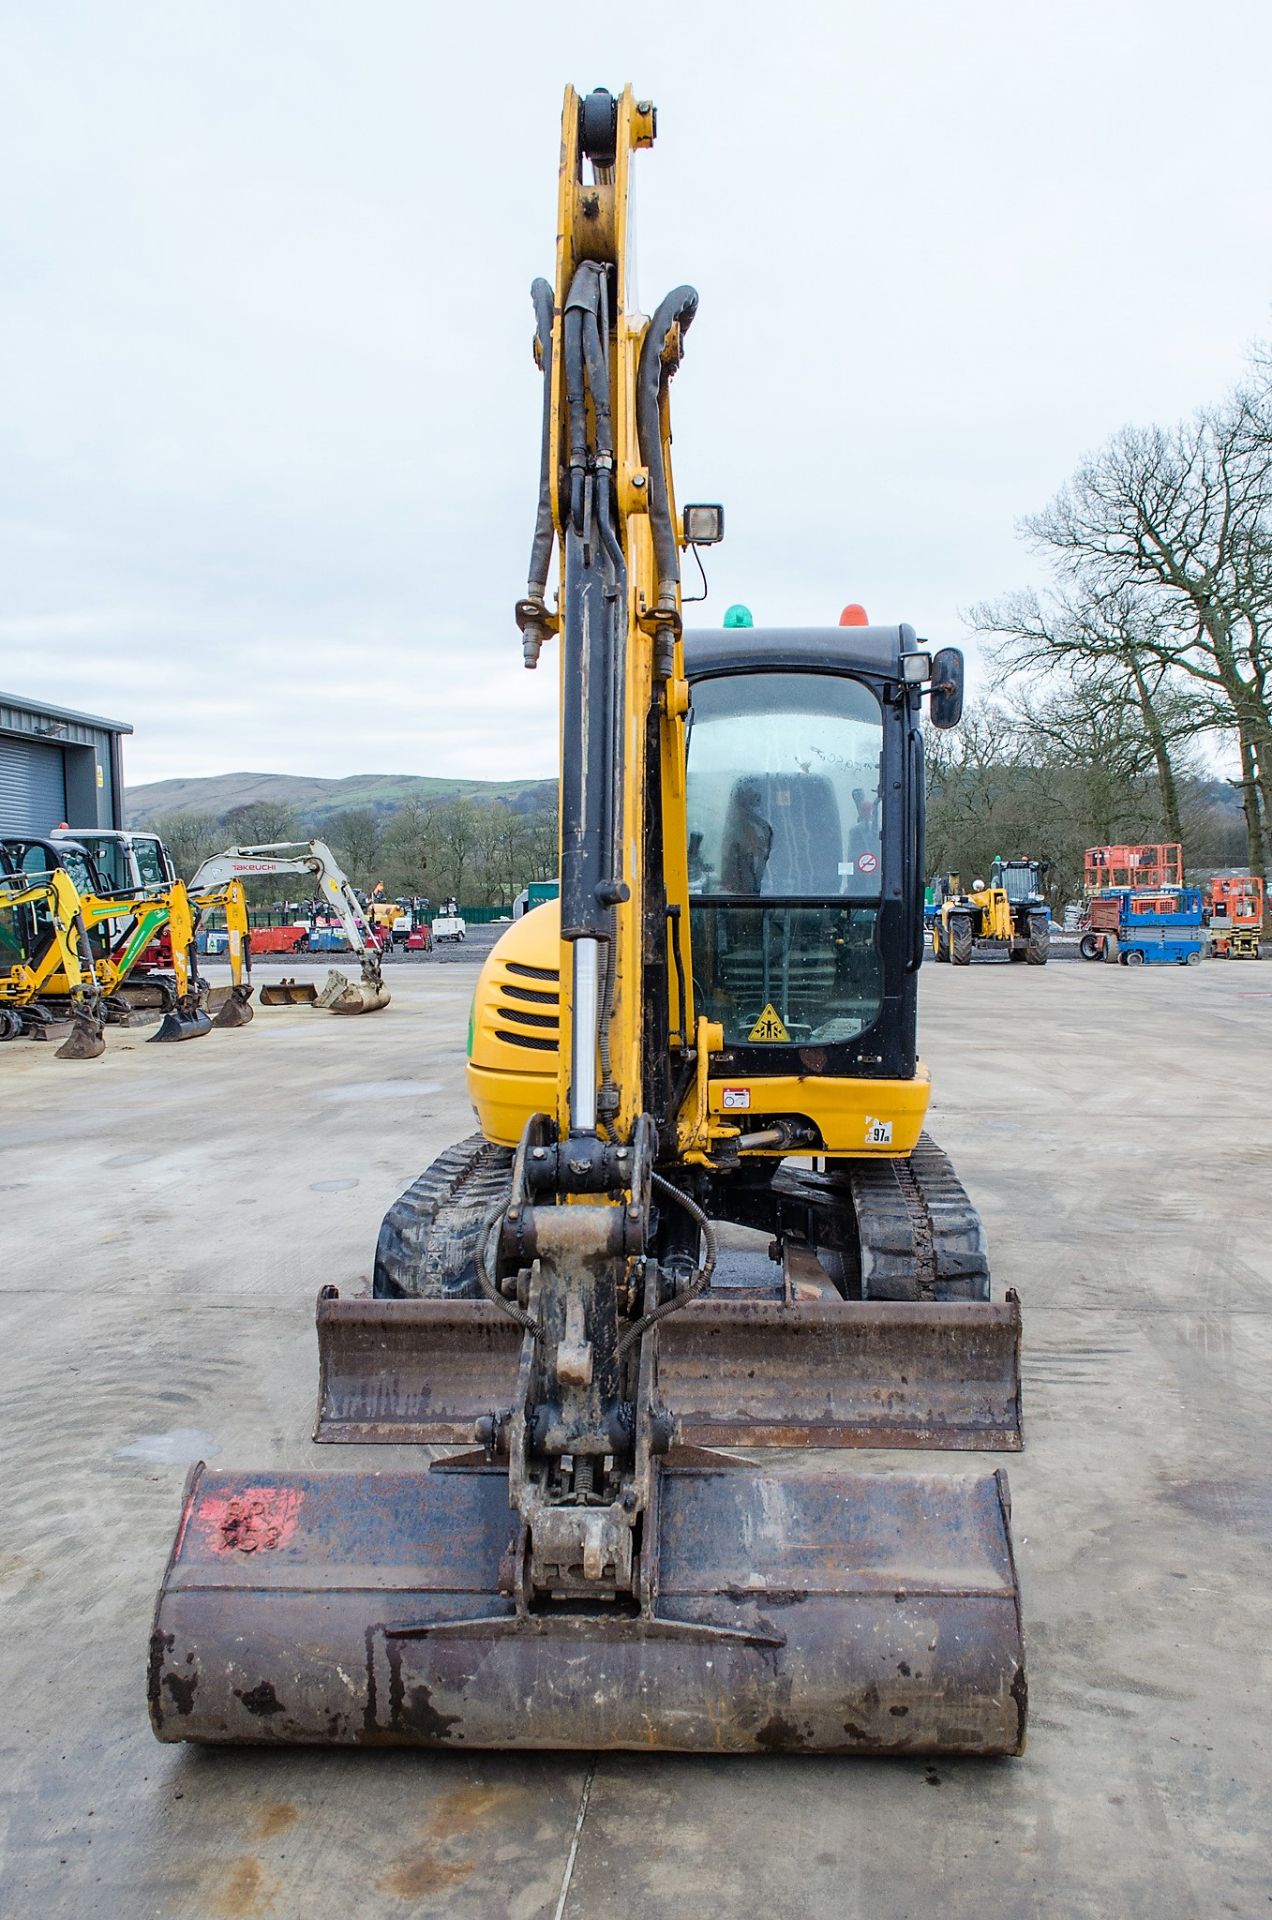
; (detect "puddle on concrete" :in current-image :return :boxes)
[317,1081,441,1102]
[309,1177,360,1193]
[117,1427,220,1464]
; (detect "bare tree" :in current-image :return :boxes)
[426,800,478,905]
[380,795,430,896]
[221,800,301,848]
[1022,398,1272,879]
[330,807,383,888]
[150,810,224,880]
[973,585,1206,849]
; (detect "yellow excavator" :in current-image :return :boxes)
[0,861,105,1059]
[150,87,1026,1757]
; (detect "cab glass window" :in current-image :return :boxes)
[686,672,883,898]
[685,672,886,1046]
[132,838,167,888]
[80,837,128,890]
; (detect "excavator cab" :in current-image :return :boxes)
[685,629,913,1068]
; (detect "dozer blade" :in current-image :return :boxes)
[149,1005,214,1043]
[211,985,255,1028]
[149,1460,1025,1753]
[313,1292,1022,1451]
[259,977,319,1007]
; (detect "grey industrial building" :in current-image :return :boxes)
[0,692,131,836]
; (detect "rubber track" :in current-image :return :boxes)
[849,1132,990,1301]
[372,1133,514,1298]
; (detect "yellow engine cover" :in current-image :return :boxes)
[467,901,929,1159]
[466,903,562,1146]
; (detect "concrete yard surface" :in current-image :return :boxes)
[0,956,1269,1918]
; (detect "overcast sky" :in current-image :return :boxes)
[3,0,1270,788]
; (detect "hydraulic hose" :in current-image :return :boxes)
[636,286,699,609]
[525,276,556,605]
[615,1174,719,1358]
[476,1204,542,1340]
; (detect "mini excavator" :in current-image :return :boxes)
[150,87,1026,1756]
[0,858,105,1058]
[187,843,390,1014]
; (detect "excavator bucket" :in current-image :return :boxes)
[316,968,391,1015]
[210,984,255,1029]
[259,977,319,1007]
[149,1458,1024,1753]
[55,1012,106,1060]
[148,1286,1024,1754]
[150,1003,214,1043]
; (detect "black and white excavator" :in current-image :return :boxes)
[187,841,390,1014]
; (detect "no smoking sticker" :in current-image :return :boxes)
[857,851,878,875]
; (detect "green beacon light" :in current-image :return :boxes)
[723,603,753,628]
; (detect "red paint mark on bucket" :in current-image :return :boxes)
[196,1486,304,1554]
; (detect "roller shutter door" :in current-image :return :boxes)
[0,735,68,835]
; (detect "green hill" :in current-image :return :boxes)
[126,769,555,827]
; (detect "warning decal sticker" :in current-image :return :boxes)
[857,851,878,875]
[748,1003,791,1043]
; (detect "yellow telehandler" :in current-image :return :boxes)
[933,858,1050,966]
[150,86,1025,1757]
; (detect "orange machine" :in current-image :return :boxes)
[1205,875,1264,958]
[1084,843,1183,892]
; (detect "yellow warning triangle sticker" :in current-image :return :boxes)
[748,1003,790,1043]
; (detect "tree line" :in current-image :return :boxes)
[958,343,1272,899]
[152,793,559,907]
[156,346,1272,917]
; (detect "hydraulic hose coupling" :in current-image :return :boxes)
[515,596,549,669]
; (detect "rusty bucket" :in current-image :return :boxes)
[316,968,391,1015]
[211,984,255,1029]
[55,1009,106,1060]
[259,977,319,1007]
[149,1459,1024,1753]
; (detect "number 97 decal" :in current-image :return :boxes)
[865,1118,893,1146]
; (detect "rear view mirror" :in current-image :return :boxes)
[929,647,964,729]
